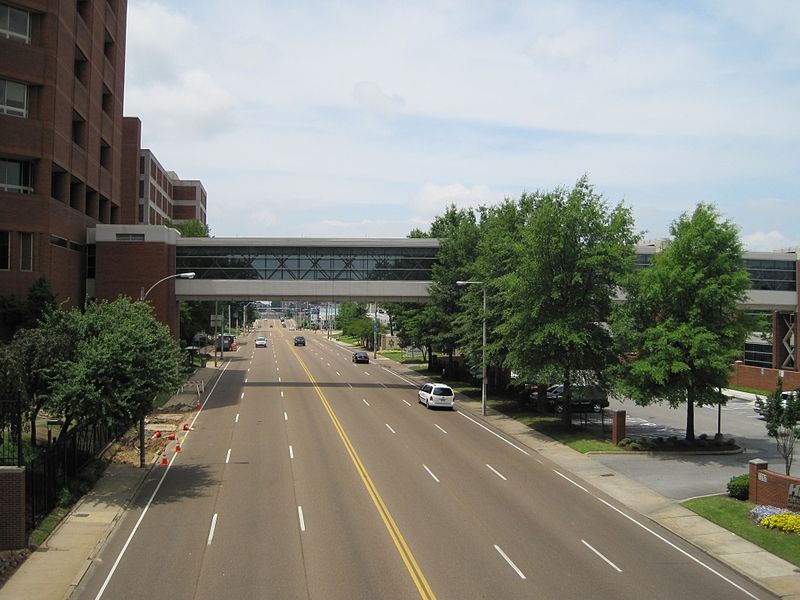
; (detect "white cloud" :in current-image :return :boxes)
[412,183,507,223]
[742,231,797,252]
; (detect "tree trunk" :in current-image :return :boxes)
[561,368,572,427]
[685,388,695,441]
[536,384,548,413]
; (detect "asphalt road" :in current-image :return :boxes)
[72,321,777,600]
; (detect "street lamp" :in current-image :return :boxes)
[140,272,195,301]
[137,271,195,468]
[457,280,486,416]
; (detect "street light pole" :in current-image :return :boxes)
[456,280,486,416]
[138,271,195,468]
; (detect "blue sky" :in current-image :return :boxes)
[124,1,800,249]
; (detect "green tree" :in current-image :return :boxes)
[613,203,752,440]
[500,176,638,424]
[9,312,77,447]
[164,218,211,238]
[426,206,480,372]
[760,379,800,476]
[46,298,183,439]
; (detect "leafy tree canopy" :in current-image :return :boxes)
[612,203,752,439]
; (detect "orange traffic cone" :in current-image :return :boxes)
[154,431,162,438]
[194,403,201,410]
[160,454,168,466]
[183,423,190,431]
[175,444,181,453]
[167,432,176,440]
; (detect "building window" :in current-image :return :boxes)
[77,0,90,23]
[0,4,30,43]
[74,46,89,87]
[0,231,9,270]
[19,232,32,271]
[103,30,115,67]
[72,111,87,148]
[102,84,113,116]
[100,139,111,169]
[0,158,33,193]
[0,79,27,117]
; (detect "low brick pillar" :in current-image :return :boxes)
[611,410,626,446]
[748,459,769,504]
[0,467,27,550]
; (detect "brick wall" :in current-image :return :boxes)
[731,363,800,393]
[0,468,27,550]
[748,460,800,510]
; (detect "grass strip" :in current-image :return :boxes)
[28,506,70,547]
[682,496,800,566]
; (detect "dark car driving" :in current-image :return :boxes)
[352,351,369,364]
[293,336,306,346]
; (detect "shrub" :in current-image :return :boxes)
[760,513,800,533]
[726,474,750,500]
[57,487,73,508]
[699,433,708,440]
[628,442,641,450]
[617,437,631,447]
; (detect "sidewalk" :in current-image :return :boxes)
[0,366,221,600]
[3,356,798,599]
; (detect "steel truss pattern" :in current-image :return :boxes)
[781,312,796,369]
[176,245,437,282]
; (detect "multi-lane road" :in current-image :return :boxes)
[73,321,776,600]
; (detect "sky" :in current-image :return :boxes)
[123,0,800,250]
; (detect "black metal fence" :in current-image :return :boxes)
[25,421,117,531]
[0,392,24,467]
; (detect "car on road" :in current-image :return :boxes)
[352,351,369,364]
[255,336,267,348]
[293,336,306,346]
[418,383,455,409]
[547,384,609,413]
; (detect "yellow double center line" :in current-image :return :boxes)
[293,348,436,600]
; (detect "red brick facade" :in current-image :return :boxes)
[749,460,800,510]
[0,468,27,550]
[94,239,180,338]
[731,363,800,393]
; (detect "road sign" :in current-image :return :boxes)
[210,314,222,326]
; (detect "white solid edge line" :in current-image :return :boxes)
[298,506,306,532]
[582,539,622,572]
[458,412,530,456]
[207,513,218,545]
[552,470,763,600]
[486,464,508,481]
[423,464,440,483]
[494,545,526,579]
[93,360,232,600]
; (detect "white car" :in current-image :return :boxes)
[754,391,796,416]
[418,383,455,409]
[255,336,267,348]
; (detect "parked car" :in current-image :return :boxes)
[293,336,306,346]
[418,383,455,409]
[255,336,267,348]
[547,384,609,413]
[754,391,797,417]
[352,351,369,364]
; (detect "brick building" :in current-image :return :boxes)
[0,0,128,305]
[0,1,205,314]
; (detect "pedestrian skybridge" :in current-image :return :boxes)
[173,237,439,302]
